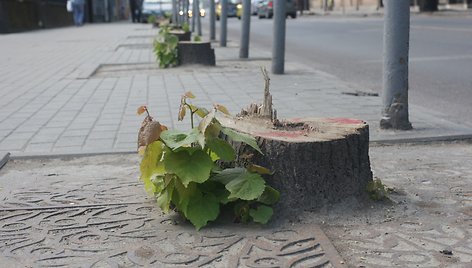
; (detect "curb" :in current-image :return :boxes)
[0,153,10,170]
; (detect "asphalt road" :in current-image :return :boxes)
[208,14,472,126]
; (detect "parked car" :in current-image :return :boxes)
[251,0,263,15]
[141,0,173,22]
[257,0,296,19]
[235,0,260,19]
[216,0,241,20]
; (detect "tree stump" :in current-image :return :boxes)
[217,68,372,215]
[219,115,372,215]
[169,30,191,41]
[177,41,215,66]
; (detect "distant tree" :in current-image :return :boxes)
[417,0,438,12]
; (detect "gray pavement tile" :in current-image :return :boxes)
[61,129,90,137]
[23,143,54,153]
[88,131,116,140]
[0,138,28,151]
[92,125,119,131]
[0,23,471,157]
[52,146,84,152]
[55,136,86,147]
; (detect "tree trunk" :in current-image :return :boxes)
[219,115,373,216]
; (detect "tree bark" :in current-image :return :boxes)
[219,115,373,216]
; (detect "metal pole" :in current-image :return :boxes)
[185,0,190,24]
[210,0,216,40]
[196,0,202,36]
[104,0,109,22]
[272,0,286,74]
[192,0,196,32]
[240,0,251,58]
[172,0,178,24]
[220,0,228,47]
[380,0,412,130]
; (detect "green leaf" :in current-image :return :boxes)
[172,181,199,217]
[199,109,215,132]
[234,202,251,223]
[221,127,263,154]
[205,122,222,139]
[225,171,266,200]
[249,205,273,224]
[164,149,213,187]
[257,186,280,205]
[160,130,186,147]
[140,141,164,194]
[207,138,236,161]
[186,193,220,230]
[199,181,230,204]
[157,177,175,213]
[247,164,273,175]
[211,167,246,185]
[160,128,201,150]
[189,104,209,118]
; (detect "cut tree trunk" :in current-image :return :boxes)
[218,115,373,215]
[169,30,191,41]
[177,41,215,66]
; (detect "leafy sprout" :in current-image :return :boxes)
[137,93,279,230]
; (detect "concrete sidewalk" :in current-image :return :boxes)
[0,142,471,267]
[1,22,472,158]
[0,21,471,268]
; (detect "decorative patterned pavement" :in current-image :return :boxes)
[0,154,345,267]
[1,19,471,268]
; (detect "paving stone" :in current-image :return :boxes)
[0,22,471,158]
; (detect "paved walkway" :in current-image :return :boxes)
[0,142,471,267]
[1,22,472,157]
[0,20,471,267]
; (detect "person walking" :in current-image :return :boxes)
[72,0,86,26]
[129,0,143,23]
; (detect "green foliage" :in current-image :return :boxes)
[182,22,190,33]
[193,35,202,42]
[367,178,389,201]
[148,15,157,25]
[249,205,273,224]
[153,26,179,68]
[138,93,279,230]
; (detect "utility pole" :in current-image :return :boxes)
[272,0,286,74]
[240,0,251,58]
[209,0,216,40]
[220,0,228,46]
[380,0,412,130]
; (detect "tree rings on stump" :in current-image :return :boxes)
[218,115,373,216]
